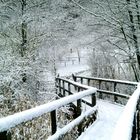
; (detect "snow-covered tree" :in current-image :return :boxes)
[69,0,140,81]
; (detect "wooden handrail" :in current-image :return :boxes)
[48,107,97,140]
[73,75,138,86]
[0,78,97,139]
[112,84,140,140]
[56,77,96,107]
[97,89,130,99]
[72,74,134,103]
[56,77,91,90]
[72,74,140,139]
[0,75,138,139]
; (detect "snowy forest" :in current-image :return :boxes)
[0,0,140,139]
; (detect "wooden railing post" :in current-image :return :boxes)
[81,78,83,84]
[114,82,117,92]
[99,81,102,99]
[0,131,11,140]
[114,82,117,102]
[58,79,61,94]
[68,83,71,95]
[87,79,90,86]
[91,94,96,107]
[51,110,57,135]
[62,80,65,96]
[77,98,82,135]
[77,99,82,116]
[55,77,58,95]
[72,74,76,82]
[72,74,77,90]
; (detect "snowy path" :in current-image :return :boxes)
[77,100,124,140]
[57,64,89,77]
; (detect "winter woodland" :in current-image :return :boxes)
[0,0,140,139]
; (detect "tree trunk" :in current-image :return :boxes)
[76,48,81,64]
[135,0,140,29]
[126,0,140,80]
[21,0,27,57]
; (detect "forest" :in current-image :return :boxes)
[0,0,140,139]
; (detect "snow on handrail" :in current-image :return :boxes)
[74,75,138,86]
[56,77,92,89]
[0,87,97,132]
[112,84,140,140]
[47,106,97,140]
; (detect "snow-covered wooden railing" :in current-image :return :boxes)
[72,74,138,103]
[0,78,97,140]
[55,77,97,137]
[112,84,140,140]
[56,77,96,107]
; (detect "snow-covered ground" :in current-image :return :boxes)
[77,100,124,140]
[57,47,90,77]
[57,64,89,77]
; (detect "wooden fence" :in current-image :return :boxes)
[0,74,139,140]
[72,74,139,140]
[72,74,138,103]
[0,77,97,140]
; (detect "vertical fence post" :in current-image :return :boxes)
[72,74,77,90]
[99,80,101,89]
[58,79,61,94]
[77,97,82,135]
[87,79,90,86]
[72,74,76,82]
[55,77,58,95]
[68,82,71,95]
[77,99,81,116]
[55,74,60,95]
[62,80,65,96]
[51,110,57,135]
[0,131,11,140]
[91,93,96,107]
[114,82,117,102]
[77,86,82,135]
[99,81,102,99]
[114,82,117,92]
[81,78,83,84]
